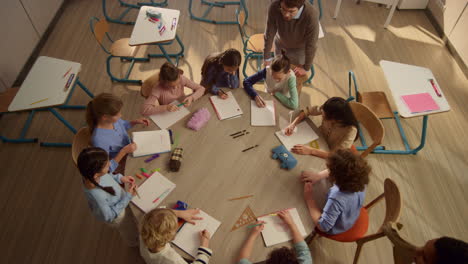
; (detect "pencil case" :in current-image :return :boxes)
[187,108,211,131]
[170,148,183,172]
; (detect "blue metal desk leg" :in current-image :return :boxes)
[39,108,77,147]
[0,110,39,144]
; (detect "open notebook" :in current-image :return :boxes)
[257,208,307,247]
[131,171,176,213]
[149,100,190,129]
[209,91,243,120]
[251,100,276,126]
[132,130,172,157]
[275,121,318,151]
[172,210,221,258]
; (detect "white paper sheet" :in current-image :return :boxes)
[131,171,176,213]
[172,210,221,258]
[209,91,243,120]
[258,208,307,247]
[132,130,171,157]
[251,100,276,126]
[149,100,190,129]
[275,121,318,151]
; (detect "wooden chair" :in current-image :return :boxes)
[382,222,419,264]
[89,17,149,84]
[141,71,160,98]
[349,101,385,158]
[72,127,92,166]
[309,178,402,264]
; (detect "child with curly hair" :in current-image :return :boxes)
[140,208,213,264]
[302,149,371,235]
[236,210,312,264]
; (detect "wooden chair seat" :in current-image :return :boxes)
[72,127,92,166]
[359,91,394,119]
[110,38,136,57]
[316,207,369,242]
[0,88,19,113]
[247,34,267,53]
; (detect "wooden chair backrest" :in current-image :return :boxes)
[0,87,19,113]
[92,18,109,45]
[237,8,246,28]
[382,222,418,264]
[72,127,92,166]
[141,71,160,98]
[382,179,402,229]
[349,101,384,158]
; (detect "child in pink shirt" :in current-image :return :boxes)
[141,62,205,116]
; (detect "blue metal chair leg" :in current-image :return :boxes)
[148,35,185,65]
[106,56,146,84]
[39,108,77,147]
[102,0,136,25]
[305,65,316,84]
[119,0,168,8]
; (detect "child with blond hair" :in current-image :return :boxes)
[140,208,213,264]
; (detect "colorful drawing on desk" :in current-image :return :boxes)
[309,140,320,149]
[231,206,256,231]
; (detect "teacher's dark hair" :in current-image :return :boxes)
[77,147,115,196]
[281,0,305,9]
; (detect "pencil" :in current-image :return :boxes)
[230,130,246,136]
[63,67,72,78]
[176,102,186,107]
[135,187,141,199]
[242,145,259,152]
[30,98,49,105]
[247,223,266,228]
[228,194,254,201]
[233,132,249,139]
[135,173,143,179]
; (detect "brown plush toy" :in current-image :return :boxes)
[169,148,183,172]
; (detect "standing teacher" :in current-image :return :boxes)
[264,0,320,96]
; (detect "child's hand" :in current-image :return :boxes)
[255,95,266,108]
[293,66,307,77]
[303,182,314,201]
[218,91,228,100]
[123,143,137,154]
[182,96,194,107]
[126,182,137,195]
[250,221,265,236]
[300,171,321,184]
[292,144,314,155]
[284,124,296,136]
[277,210,294,226]
[166,104,179,112]
[176,208,203,225]
[131,118,149,127]
[199,229,211,248]
[121,176,135,184]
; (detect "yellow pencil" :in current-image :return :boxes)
[30,98,49,105]
[228,194,254,201]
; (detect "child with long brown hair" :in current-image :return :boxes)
[140,208,213,264]
[141,62,205,115]
[200,48,242,99]
[78,147,139,246]
[87,93,149,173]
[243,49,298,109]
[302,149,371,235]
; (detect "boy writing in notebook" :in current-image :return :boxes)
[237,210,312,264]
[140,208,213,264]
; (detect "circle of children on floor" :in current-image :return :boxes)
[76,1,468,264]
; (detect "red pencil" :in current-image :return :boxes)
[63,67,72,78]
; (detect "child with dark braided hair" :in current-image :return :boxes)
[78,147,139,246]
[200,48,242,99]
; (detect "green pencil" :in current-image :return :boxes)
[247,223,266,228]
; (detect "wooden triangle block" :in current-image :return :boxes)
[231,206,256,231]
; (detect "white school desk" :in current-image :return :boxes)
[129,6,184,65]
[125,88,330,263]
[3,56,93,147]
[378,60,450,154]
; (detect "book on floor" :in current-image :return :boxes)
[257,208,307,247]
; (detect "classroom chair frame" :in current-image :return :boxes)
[189,0,248,25]
[308,178,402,264]
[348,71,429,155]
[0,79,94,147]
[102,0,168,25]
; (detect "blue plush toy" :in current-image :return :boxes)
[272,145,297,170]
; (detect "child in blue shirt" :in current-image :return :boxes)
[237,210,313,264]
[200,49,242,99]
[78,147,139,246]
[302,149,371,235]
[86,93,149,173]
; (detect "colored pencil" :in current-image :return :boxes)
[30,98,49,105]
[228,194,254,201]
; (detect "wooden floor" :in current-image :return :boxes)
[1,0,467,263]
